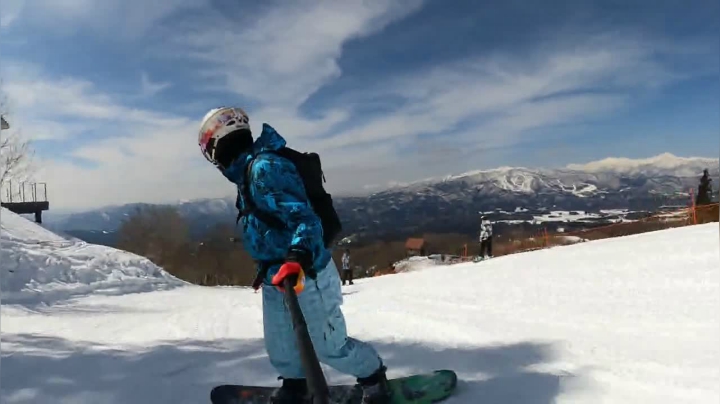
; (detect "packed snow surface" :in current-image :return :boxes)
[1,209,719,404]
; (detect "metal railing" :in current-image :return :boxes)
[1,181,48,203]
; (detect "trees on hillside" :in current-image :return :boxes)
[116,205,479,286]
[117,205,189,264]
[117,206,257,286]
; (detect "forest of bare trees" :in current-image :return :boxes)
[114,203,495,286]
[116,205,260,286]
[0,130,33,187]
[114,207,465,286]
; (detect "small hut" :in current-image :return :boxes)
[405,237,426,257]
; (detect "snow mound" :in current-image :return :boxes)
[1,207,70,244]
[392,256,441,273]
[0,208,186,305]
[556,235,587,244]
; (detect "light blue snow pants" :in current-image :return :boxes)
[262,259,382,379]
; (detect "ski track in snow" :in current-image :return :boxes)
[1,208,719,403]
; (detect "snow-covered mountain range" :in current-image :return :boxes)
[43,153,718,244]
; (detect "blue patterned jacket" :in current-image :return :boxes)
[221,123,332,284]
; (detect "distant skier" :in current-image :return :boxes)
[341,249,354,286]
[197,107,391,403]
[479,215,493,259]
[696,169,713,206]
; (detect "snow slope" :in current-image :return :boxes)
[1,210,719,403]
[0,208,186,305]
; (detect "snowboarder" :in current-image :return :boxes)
[479,215,493,259]
[341,249,354,286]
[197,107,391,403]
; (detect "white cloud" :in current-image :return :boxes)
[1,63,184,133]
[300,31,714,192]
[0,2,715,211]
[140,72,172,98]
[173,0,425,108]
[0,0,208,38]
[0,1,430,211]
[0,0,24,28]
[316,32,691,153]
[0,63,231,210]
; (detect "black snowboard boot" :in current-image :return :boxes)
[270,377,308,404]
[357,365,392,404]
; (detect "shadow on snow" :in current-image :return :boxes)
[1,332,582,404]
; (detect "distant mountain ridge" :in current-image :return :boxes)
[44,153,718,245]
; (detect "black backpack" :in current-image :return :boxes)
[235,147,342,248]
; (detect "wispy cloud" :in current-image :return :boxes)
[0,1,717,211]
[0,62,219,210]
[172,0,425,108]
[140,72,172,98]
[1,0,207,38]
[314,31,699,161]
[2,63,184,135]
[0,0,24,28]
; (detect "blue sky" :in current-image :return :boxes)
[0,0,718,211]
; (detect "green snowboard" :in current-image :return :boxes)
[210,369,457,404]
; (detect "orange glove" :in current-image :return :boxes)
[272,261,306,294]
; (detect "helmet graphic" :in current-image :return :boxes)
[198,107,250,166]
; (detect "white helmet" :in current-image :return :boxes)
[198,107,250,165]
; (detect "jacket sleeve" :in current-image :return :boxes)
[249,155,325,262]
